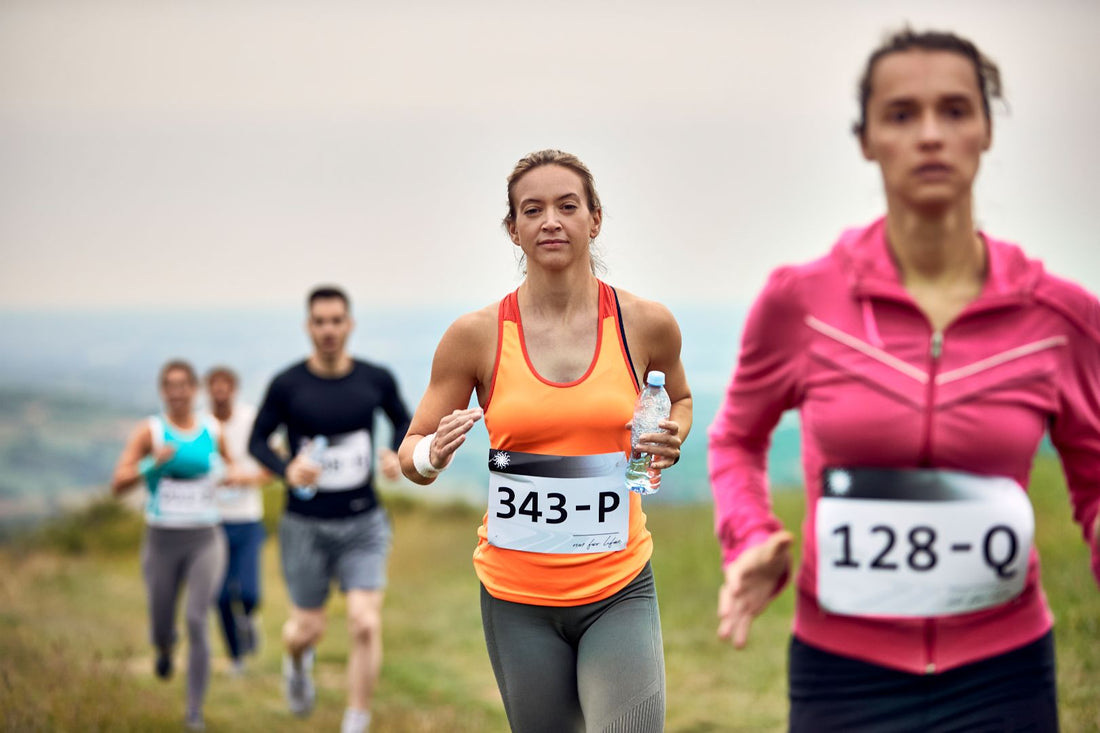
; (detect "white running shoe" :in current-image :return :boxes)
[282,648,315,717]
[341,708,371,733]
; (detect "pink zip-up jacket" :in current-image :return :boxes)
[708,217,1100,674]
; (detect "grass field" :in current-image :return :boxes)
[1,457,1097,731]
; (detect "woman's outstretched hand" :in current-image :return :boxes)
[717,530,794,649]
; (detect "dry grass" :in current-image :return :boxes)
[1,457,1097,731]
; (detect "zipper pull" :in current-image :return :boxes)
[931,331,944,359]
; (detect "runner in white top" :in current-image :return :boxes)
[205,366,270,674]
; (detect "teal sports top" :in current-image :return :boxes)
[143,415,222,527]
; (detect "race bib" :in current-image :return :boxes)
[816,468,1033,618]
[486,450,630,554]
[153,476,219,524]
[215,483,263,520]
[216,485,244,506]
[315,430,372,491]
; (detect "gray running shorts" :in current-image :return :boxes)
[278,507,392,609]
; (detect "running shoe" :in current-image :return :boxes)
[229,658,246,677]
[237,613,260,656]
[283,648,315,717]
[154,649,173,680]
[341,708,371,733]
[248,615,262,655]
[184,711,205,731]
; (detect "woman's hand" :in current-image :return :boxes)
[626,419,683,470]
[152,444,176,466]
[429,408,484,470]
[378,449,401,481]
[717,530,793,648]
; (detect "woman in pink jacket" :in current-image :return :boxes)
[708,28,1100,732]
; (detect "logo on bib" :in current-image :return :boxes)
[827,470,852,496]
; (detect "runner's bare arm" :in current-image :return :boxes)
[399,306,495,486]
[620,292,693,470]
[111,422,155,496]
[217,433,237,476]
[216,433,261,486]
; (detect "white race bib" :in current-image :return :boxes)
[816,468,1033,618]
[487,450,630,554]
[215,484,263,521]
[316,430,372,491]
[152,476,219,525]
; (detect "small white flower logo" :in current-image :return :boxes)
[491,452,511,470]
[829,470,852,496]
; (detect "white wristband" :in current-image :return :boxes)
[413,433,444,478]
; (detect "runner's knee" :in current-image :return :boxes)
[348,606,381,645]
[284,612,325,648]
[185,607,208,639]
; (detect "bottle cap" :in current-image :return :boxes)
[646,370,666,387]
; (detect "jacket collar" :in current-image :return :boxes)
[835,216,1044,306]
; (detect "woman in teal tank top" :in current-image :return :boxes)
[112,359,231,731]
[142,411,223,527]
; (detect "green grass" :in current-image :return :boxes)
[1,457,1098,731]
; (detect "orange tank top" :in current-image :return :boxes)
[473,280,653,606]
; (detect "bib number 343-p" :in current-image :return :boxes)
[816,468,1033,618]
[487,449,629,554]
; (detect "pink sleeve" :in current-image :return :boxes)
[1049,295,1100,589]
[707,267,807,568]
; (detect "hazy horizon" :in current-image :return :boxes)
[0,305,797,510]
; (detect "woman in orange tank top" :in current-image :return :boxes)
[399,149,692,732]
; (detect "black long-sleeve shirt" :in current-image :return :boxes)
[249,359,411,519]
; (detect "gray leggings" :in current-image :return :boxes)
[480,562,665,733]
[141,525,227,717]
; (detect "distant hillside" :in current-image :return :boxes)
[5,303,1055,520]
[0,388,141,524]
[0,303,879,522]
[0,381,805,523]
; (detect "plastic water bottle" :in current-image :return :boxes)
[625,371,672,495]
[291,436,328,500]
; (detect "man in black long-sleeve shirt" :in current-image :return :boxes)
[249,285,410,732]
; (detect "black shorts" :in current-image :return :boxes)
[788,631,1058,733]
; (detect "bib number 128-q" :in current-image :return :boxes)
[816,467,1033,618]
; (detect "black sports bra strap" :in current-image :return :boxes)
[611,286,640,391]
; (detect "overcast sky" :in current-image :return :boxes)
[2,0,1098,312]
